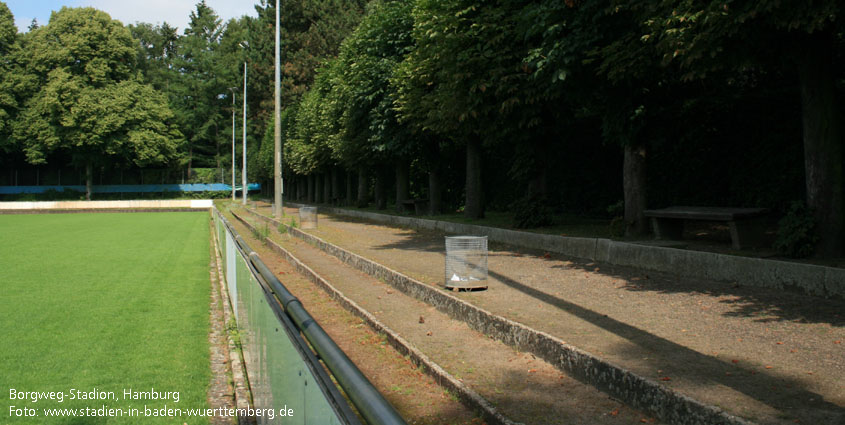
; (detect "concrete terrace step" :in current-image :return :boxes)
[240,203,844,425]
[283,202,844,299]
[229,208,660,425]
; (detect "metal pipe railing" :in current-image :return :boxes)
[218,210,407,425]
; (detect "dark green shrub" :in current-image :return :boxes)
[774,202,819,258]
[512,198,554,229]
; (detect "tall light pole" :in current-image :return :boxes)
[228,87,237,201]
[240,41,249,205]
[274,0,283,217]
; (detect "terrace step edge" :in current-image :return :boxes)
[284,202,843,299]
[229,209,520,425]
[240,207,755,425]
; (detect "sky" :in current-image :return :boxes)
[5,0,259,33]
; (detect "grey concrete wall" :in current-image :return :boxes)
[288,203,844,298]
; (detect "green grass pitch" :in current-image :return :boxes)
[0,212,211,424]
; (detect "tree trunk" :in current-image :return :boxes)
[85,162,93,201]
[623,144,648,236]
[799,34,844,257]
[323,173,331,205]
[465,136,484,219]
[429,166,442,215]
[316,174,324,203]
[356,166,369,208]
[307,174,315,203]
[346,170,354,207]
[331,168,339,205]
[527,143,550,201]
[395,161,410,213]
[375,169,387,210]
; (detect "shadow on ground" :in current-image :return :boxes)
[487,268,845,424]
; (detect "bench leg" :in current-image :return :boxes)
[651,217,683,240]
[729,218,766,250]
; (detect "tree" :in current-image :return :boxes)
[0,1,22,151]
[518,1,689,235]
[326,0,417,210]
[129,21,179,93]
[630,0,844,256]
[172,0,227,174]
[0,1,13,54]
[396,0,516,218]
[13,7,183,199]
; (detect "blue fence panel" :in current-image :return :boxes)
[0,183,261,194]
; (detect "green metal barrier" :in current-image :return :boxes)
[213,209,406,425]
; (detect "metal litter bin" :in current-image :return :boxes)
[444,236,488,290]
[299,206,318,229]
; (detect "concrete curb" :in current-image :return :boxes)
[243,208,754,425]
[286,203,844,298]
[209,214,255,424]
[230,210,519,425]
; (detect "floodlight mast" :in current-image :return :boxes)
[228,87,237,201]
[274,0,283,217]
[240,41,249,206]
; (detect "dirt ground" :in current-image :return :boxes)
[224,206,662,424]
[220,208,484,425]
[242,202,844,425]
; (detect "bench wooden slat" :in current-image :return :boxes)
[643,206,768,221]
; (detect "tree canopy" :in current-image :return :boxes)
[1,0,842,256]
[11,7,183,199]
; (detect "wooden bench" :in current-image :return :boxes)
[400,199,430,215]
[643,206,769,250]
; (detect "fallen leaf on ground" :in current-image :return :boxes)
[732,359,739,364]
[419,316,425,324]
[660,377,671,381]
[610,408,619,416]
[426,331,432,336]
[528,369,537,373]
[776,341,784,345]
[765,365,773,369]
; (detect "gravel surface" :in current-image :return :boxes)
[230,207,659,424]
[251,203,844,425]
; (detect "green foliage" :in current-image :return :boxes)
[171,1,228,169]
[0,1,15,55]
[252,222,270,242]
[511,198,554,229]
[774,202,819,258]
[327,0,416,170]
[0,1,18,149]
[11,7,183,199]
[190,168,222,184]
[630,0,842,80]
